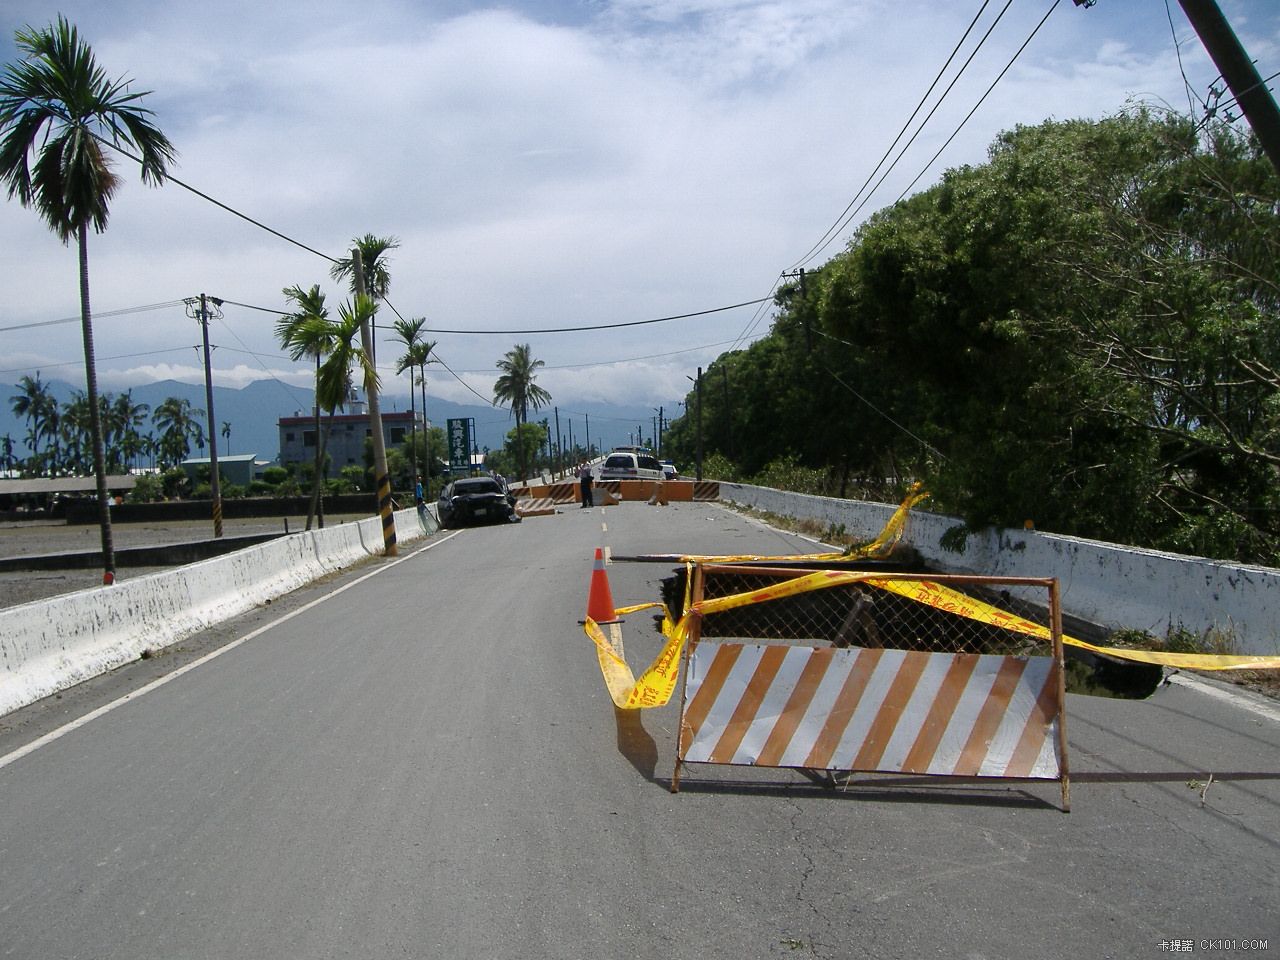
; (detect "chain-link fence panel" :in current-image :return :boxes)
[666,564,1057,659]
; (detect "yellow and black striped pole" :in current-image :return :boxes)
[376,470,397,555]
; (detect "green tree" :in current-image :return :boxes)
[393,316,436,494]
[9,373,59,475]
[316,296,379,488]
[493,343,552,481]
[0,16,175,582]
[329,235,397,533]
[109,390,149,473]
[278,283,334,530]
[152,397,205,468]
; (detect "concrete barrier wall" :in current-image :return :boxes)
[719,483,1280,656]
[0,507,434,717]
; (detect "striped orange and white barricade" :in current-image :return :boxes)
[692,481,719,501]
[671,568,1071,810]
[547,481,577,504]
[515,497,557,518]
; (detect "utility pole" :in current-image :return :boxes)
[189,294,223,538]
[353,249,396,557]
[554,406,562,477]
[1077,0,1280,175]
[696,366,706,481]
[1175,0,1280,175]
[585,413,591,457]
[781,268,812,350]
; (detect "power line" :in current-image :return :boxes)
[789,0,1001,270]
[893,0,1064,204]
[413,297,772,335]
[102,139,340,264]
[0,345,196,376]
[0,300,186,334]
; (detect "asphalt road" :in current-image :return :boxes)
[0,502,1276,959]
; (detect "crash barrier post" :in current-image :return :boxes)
[591,480,717,502]
[671,564,1071,811]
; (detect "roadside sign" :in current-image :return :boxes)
[448,418,475,475]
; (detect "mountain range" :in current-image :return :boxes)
[1,377,679,465]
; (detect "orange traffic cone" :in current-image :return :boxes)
[584,547,620,623]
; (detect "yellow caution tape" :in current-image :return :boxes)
[647,483,930,565]
[867,577,1280,671]
[585,604,690,709]
[584,489,1278,710]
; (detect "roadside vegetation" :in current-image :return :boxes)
[663,108,1280,568]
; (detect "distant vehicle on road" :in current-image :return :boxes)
[660,460,678,480]
[598,451,664,481]
[437,476,519,527]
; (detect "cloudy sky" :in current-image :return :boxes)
[2,0,1278,410]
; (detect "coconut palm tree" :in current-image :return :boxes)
[493,343,552,481]
[9,372,58,473]
[152,397,205,469]
[0,16,176,583]
[111,391,149,472]
[278,284,335,529]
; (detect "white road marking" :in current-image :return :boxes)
[0,532,463,771]
[1165,672,1280,725]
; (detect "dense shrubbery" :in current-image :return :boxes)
[664,109,1279,565]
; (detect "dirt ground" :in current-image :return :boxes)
[0,514,370,609]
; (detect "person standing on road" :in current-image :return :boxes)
[414,475,425,509]
[578,460,594,508]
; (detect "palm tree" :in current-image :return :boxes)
[60,390,92,475]
[393,316,435,492]
[278,283,334,530]
[329,234,398,365]
[111,391,149,472]
[0,16,176,583]
[221,421,231,455]
[99,389,129,472]
[318,296,378,437]
[152,397,204,470]
[328,239,395,548]
[493,343,552,480]
[9,372,57,473]
[330,234,399,301]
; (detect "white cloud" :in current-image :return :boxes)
[3,0,1277,411]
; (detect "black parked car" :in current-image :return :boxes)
[437,476,519,528]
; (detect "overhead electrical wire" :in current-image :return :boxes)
[391,297,773,336]
[892,0,1063,204]
[793,0,1019,270]
[0,300,185,333]
[788,0,999,271]
[0,346,195,376]
[102,138,340,264]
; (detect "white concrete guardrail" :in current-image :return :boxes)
[0,507,436,718]
[720,482,1280,657]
